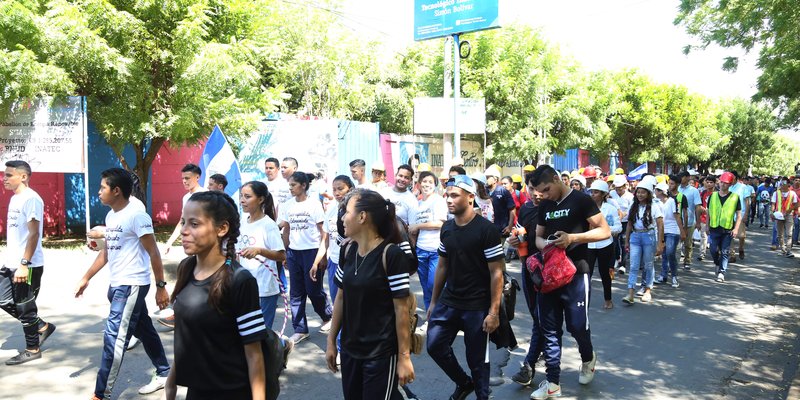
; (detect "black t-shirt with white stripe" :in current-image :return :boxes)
[437,215,503,311]
[173,261,267,391]
[335,240,412,360]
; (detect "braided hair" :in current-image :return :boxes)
[171,191,240,313]
[627,187,654,228]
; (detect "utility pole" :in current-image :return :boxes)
[443,36,453,173]
[453,34,461,161]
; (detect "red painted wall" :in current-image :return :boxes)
[0,173,67,237]
[150,140,206,226]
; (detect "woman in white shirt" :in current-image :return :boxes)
[278,172,332,344]
[655,182,687,289]
[323,176,355,309]
[623,179,664,304]
[237,181,286,330]
[408,171,448,311]
[587,181,622,309]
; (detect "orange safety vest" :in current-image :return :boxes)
[773,191,795,213]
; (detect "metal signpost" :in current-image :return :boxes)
[414,0,499,168]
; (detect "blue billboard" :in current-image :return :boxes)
[414,0,500,41]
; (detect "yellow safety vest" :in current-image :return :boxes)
[708,192,739,230]
[676,192,685,223]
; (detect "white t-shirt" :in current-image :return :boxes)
[5,187,44,267]
[324,202,344,262]
[237,215,285,297]
[632,201,663,231]
[660,197,681,235]
[475,197,494,223]
[266,177,292,206]
[610,190,634,219]
[105,203,155,286]
[182,187,207,207]
[130,196,146,213]
[278,197,325,250]
[413,194,448,252]
[589,202,621,249]
[771,190,798,217]
[381,188,418,225]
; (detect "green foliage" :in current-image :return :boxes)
[675,0,800,128]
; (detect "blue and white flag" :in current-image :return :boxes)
[627,163,648,181]
[199,125,242,200]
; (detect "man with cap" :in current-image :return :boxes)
[485,166,517,240]
[582,166,598,190]
[369,161,388,190]
[728,171,754,262]
[677,171,702,269]
[426,175,504,400]
[707,172,742,282]
[771,177,798,258]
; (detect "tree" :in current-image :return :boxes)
[700,99,777,173]
[1,0,285,192]
[675,0,800,127]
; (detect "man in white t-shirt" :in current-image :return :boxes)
[264,157,291,213]
[381,164,418,225]
[162,163,206,254]
[281,156,298,180]
[1,160,56,366]
[75,168,171,398]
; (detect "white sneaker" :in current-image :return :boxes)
[635,287,646,297]
[126,336,140,351]
[671,277,679,288]
[617,266,626,275]
[289,332,310,344]
[138,375,166,394]
[578,351,597,384]
[319,320,332,333]
[530,380,561,399]
[716,273,725,282]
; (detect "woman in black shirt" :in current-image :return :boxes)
[164,191,268,400]
[325,189,415,400]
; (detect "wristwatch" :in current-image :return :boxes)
[20,258,31,266]
[156,281,167,288]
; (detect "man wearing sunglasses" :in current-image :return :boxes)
[528,165,611,399]
[426,175,504,400]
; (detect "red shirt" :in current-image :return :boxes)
[700,190,712,224]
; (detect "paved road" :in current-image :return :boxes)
[1,228,798,399]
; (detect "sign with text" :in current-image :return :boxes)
[414,0,500,41]
[0,97,86,173]
[413,97,486,134]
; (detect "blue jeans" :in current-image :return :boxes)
[660,233,680,280]
[416,248,439,310]
[287,248,332,334]
[793,216,799,244]
[708,230,733,274]
[759,203,771,227]
[773,224,779,246]
[426,304,490,400]
[260,295,279,330]
[327,258,342,351]
[95,285,169,399]
[520,260,544,366]
[628,231,655,289]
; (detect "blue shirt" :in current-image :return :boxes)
[677,184,701,226]
[730,182,754,219]
[489,186,515,230]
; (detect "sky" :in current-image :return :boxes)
[338,0,761,101]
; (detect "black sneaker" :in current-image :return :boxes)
[39,323,56,347]
[511,362,533,385]
[449,379,475,400]
[5,350,42,365]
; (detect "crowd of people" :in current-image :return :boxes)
[1,156,797,400]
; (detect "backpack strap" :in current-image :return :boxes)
[381,243,393,273]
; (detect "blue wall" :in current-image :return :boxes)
[552,149,579,172]
[337,121,380,177]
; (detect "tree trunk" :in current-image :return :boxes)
[110,137,167,212]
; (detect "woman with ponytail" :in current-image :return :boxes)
[278,171,332,344]
[164,191,268,400]
[325,189,415,399]
[237,181,286,330]
[622,177,664,305]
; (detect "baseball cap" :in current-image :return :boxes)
[447,174,476,194]
[469,172,487,185]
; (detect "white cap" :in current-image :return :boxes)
[571,175,587,187]
[655,182,669,193]
[589,180,609,193]
[637,181,655,195]
[640,174,658,188]
[484,167,501,178]
[371,161,385,171]
[613,175,627,188]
